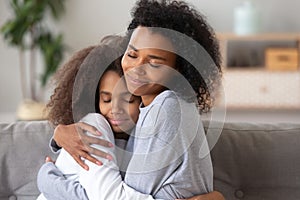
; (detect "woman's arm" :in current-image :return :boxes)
[42,113,224,200]
[52,122,114,170]
[38,160,224,200]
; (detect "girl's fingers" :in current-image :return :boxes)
[45,156,55,163]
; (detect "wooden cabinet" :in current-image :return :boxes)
[217,33,300,109]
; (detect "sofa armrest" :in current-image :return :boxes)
[0,120,56,199]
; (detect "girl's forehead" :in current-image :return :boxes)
[129,26,175,52]
[100,71,128,92]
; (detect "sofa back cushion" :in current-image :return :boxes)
[207,121,300,200]
[0,120,56,200]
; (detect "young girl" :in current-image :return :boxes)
[38,35,223,199]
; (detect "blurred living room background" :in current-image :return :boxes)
[1,0,300,123]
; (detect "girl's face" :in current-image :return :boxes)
[121,26,177,106]
[99,70,140,134]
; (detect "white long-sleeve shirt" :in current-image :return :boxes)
[37,113,155,200]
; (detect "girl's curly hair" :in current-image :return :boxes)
[47,35,127,126]
[127,0,222,113]
[46,45,96,126]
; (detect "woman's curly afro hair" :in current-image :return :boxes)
[128,0,222,113]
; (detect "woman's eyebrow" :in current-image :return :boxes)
[129,44,167,61]
[148,55,166,61]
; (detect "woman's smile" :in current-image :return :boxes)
[125,73,149,87]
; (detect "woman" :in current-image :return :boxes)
[38,34,224,199]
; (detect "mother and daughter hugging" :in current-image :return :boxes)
[36,0,225,200]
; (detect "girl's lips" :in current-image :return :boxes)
[108,118,128,126]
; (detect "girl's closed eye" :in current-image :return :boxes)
[103,98,111,103]
[100,93,112,103]
[127,51,137,59]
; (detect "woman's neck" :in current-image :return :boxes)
[141,88,169,107]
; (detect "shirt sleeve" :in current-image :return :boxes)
[78,113,157,200]
[124,94,213,199]
[39,113,159,200]
[49,136,61,153]
[37,162,88,200]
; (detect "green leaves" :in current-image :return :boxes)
[0,0,66,88]
[38,32,66,86]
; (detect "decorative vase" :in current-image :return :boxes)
[234,0,260,35]
[16,99,48,121]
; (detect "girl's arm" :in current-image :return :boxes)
[37,162,88,200]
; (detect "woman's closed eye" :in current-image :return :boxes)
[121,94,138,103]
[148,62,161,68]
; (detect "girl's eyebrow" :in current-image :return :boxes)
[129,44,167,61]
[100,91,111,95]
[129,44,138,51]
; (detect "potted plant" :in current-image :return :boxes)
[1,0,66,120]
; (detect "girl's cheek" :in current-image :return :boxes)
[121,56,127,71]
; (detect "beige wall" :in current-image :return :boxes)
[1,0,300,118]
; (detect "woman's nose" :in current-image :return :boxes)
[131,59,148,75]
[131,64,146,75]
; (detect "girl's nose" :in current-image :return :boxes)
[111,100,124,115]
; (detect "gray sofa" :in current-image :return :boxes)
[0,120,300,200]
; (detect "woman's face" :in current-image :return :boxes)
[121,26,177,106]
[99,70,140,134]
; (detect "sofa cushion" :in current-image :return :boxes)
[207,121,300,200]
[0,120,56,200]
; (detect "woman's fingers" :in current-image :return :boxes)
[76,121,102,136]
[80,134,113,160]
[54,122,114,170]
[84,135,114,148]
[71,152,91,171]
[86,145,113,161]
[81,151,104,166]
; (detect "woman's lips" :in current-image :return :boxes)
[126,74,148,87]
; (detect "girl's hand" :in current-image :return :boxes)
[53,122,114,170]
[176,191,225,200]
[45,156,55,163]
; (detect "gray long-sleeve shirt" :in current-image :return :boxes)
[123,90,213,199]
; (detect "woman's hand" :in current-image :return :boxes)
[53,122,114,170]
[176,191,225,200]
